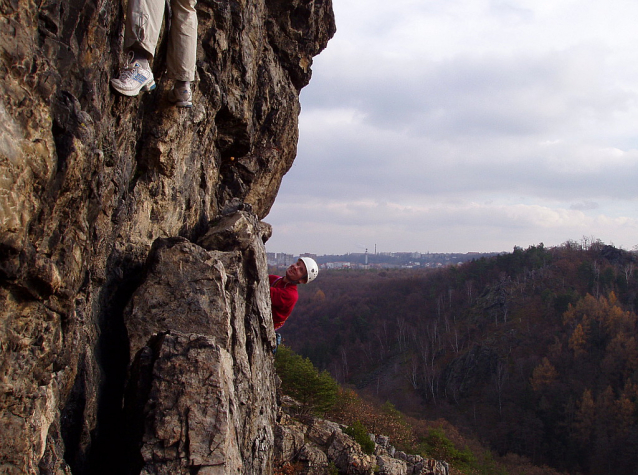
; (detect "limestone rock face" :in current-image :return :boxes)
[122,225,276,474]
[375,455,408,475]
[274,412,375,475]
[0,0,335,473]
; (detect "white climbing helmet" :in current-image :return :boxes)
[300,257,319,284]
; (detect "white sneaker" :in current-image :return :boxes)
[168,86,193,108]
[111,54,156,97]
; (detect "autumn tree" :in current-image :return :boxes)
[573,389,595,444]
[530,357,557,392]
[568,323,588,358]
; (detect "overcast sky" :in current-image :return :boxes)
[264,0,638,256]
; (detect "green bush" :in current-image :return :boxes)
[274,345,339,414]
[382,400,403,419]
[420,428,476,469]
[419,428,509,475]
[344,420,375,455]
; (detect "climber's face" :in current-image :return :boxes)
[285,259,308,283]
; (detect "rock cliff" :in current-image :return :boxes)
[0,0,335,473]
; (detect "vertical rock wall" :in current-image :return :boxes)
[0,0,335,473]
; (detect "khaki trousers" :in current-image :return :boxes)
[124,0,197,81]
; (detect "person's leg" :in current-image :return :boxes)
[124,0,166,60]
[112,0,165,96]
[166,0,197,107]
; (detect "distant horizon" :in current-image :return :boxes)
[265,248,504,257]
[265,236,637,258]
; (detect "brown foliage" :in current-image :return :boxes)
[530,357,558,392]
[568,323,588,357]
[273,462,304,475]
[500,453,573,475]
[327,388,415,451]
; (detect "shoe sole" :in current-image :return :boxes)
[111,78,156,97]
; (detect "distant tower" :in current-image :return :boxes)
[365,248,368,265]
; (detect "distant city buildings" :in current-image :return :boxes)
[267,253,295,267]
[267,251,501,271]
[324,262,352,270]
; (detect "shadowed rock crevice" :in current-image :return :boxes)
[60,358,88,472]
[86,257,148,475]
[121,333,166,475]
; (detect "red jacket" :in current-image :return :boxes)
[269,274,298,329]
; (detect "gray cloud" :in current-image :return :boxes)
[265,0,638,254]
[570,201,599,211]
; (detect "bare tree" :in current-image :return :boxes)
[405,354,419,390]
[361,340,373,364]
[465,279,474,304]
[592,260,601,298]
[375,327,386,358]
[397,317,408,352]
[493,359,508,417]
[341,347,349,380]
[416,328,439,404]
[624,262,634,284]
[450,327,461,354]
[422,357,439,405]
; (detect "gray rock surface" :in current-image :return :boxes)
[122,223,275,474]
[376,455,408,475]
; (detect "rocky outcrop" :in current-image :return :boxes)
[122,215,275,475]
[441,345,500,399]
[0,0,335,474]
[275,398,450,475]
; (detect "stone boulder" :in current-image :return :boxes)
[273,416,305,466]
[376,454,408,475]
[326,430,375,474]
[121,213,276,474]
[307,418,343,446]
[297,444,330,475]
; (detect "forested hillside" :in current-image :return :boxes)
[279,240,638,475]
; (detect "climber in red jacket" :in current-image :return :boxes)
[269,257,319,331]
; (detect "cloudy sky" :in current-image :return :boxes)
[265,0,638,256]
